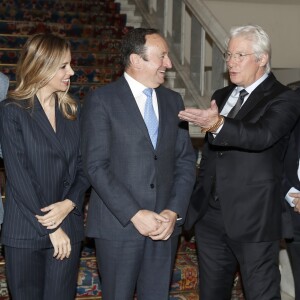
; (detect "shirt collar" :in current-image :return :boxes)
[124,72,149,98]
[242,72,269,95]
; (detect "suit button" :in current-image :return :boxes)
[154,155,158,160]
[218,152,223,157]
[63,180,70,187]
[150,184,155,189]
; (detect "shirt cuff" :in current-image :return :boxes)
[285,187,300,207]
[212,123,224,138]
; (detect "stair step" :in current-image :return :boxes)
[0,0,121,13]
[72,66,123,84]
[72,52,122,67]
[0,9,127,26]
[0,35,27,49]
[0,20,132,39]
[0,35,125,52]
[119,3,136,17]
[124,17,143,28]
[118,0,142,27]
[71,85,101,101]
[0,48,122,65]
[0,0,117,5]
[2,64,123,84]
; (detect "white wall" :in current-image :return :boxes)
[203,1,300,84]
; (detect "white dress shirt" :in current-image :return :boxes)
[124,72,159,121]
[220,73,269,117]
[214,73,269,134]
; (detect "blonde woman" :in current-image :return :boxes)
[0,33,89,300]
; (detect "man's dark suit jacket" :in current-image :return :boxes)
[186,73,300,242]
[81,75,196,241]
[283,88,300,236]
[0,97,89,248]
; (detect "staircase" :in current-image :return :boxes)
[0,0,202,299]
[0,0,133,101]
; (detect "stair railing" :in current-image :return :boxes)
[134,0,229,109]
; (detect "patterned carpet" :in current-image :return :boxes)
[76,240,201,299]
[0,238,245,300]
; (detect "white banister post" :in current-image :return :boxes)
[148,0,156,13]
[180,1,186,65]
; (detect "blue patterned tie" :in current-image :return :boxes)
[143,88,158,148]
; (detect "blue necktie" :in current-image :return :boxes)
[143,88,158,148]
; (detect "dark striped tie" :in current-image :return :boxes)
[227,89,248,118]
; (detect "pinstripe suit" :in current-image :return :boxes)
[0,96,89,300]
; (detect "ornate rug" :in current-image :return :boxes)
[0,240,246,300]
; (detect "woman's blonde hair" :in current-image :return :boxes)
[9,33,77,120]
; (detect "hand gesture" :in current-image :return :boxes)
[178,100,219,128]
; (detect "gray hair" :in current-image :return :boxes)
[226,25,271,73]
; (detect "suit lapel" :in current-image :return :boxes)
[235,73,282,120]
[155,87,166,150]
[236,89,264,120]
[219,90,233,112]
[215,85,235,113]
[31,96,67,161]
[55,103,67,146]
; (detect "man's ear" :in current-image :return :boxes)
[129,53,142,69]
[258,53,268,67]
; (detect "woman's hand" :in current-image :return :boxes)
[49,227,71,260]
[36,199,75,229]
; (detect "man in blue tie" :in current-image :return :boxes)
[0,72,9,229]
[81,28,196,300]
